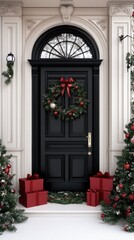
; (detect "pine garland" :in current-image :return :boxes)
[48,191,86,204]
[2,62,14,84]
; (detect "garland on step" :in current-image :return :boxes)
[42,77,89,120]
[48,191,86,204]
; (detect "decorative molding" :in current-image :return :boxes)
[88,18,107,40]
[109,6,132,16]
[60,4,74,22]
[27,20,37,30]
[60,0,73,5]
[131,15,134,53]
[0,1,23,16]
[25,19,44,39]
[96,19,107,31]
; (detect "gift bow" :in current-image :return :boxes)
[27,173,40,180]
[96,171,110,178]
[60,77,74,97]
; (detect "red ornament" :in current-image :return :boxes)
[101,213,105,219]
[10,189,15,194]
[119,183,123,189]
[79,101,84,107]
[121,192,126,198]
[124,225,129,231]
[126,207,131,213]
[124,162,131,170]
[128,193,134,201]
[68,112,73,117]
[7,164,11,169]
[115,196,119,202]
[0,204,3,209]
[4,167,9,174]
[74,85,78,90]
[53,111,59,116]
[33,173,39,179]
[113,204,117,209]
[125,133,130,139]
[130,137,134,144]
[130,124,134,131]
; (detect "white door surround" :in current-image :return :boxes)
[23,15,108,179]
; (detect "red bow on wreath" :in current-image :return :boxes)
[60,77,74,97]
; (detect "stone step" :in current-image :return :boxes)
[18,203,101,218]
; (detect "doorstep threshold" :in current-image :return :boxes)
[17,202,101,218]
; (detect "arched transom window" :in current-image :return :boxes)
[40,33,93,59]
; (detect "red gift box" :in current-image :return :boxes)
[87,189,100,206]
[90,172,113,191]
[19,190,48,208]
[100,191,111,205]
[19,178,44,193]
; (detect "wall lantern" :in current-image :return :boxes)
[6,52,15,64]
[2,52,15,84]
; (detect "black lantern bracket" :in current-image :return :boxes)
[119,34,134,42]
[2,53,15,84]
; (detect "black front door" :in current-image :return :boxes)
[31,60,100,191]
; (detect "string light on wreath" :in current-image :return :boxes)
[42,77,89,120]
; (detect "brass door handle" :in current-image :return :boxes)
[86,132,91,148]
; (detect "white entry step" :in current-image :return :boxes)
[18,202,101,218]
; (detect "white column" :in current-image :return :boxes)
[0,1,23,189]
[108,2,133,174]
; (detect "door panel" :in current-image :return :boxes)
[40,66,94,191]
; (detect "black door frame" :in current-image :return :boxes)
[29,59,102,177]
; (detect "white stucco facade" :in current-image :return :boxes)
[0,0,133,189]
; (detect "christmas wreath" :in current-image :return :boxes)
[42,77,89,120]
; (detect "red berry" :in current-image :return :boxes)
[75,85,78,90]
[124,162,131,170]
[47,100,51,104]
[131,125,134,131]
[53,111,59,116]
[113,204,117,208]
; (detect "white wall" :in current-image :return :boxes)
[0,1,133,189]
